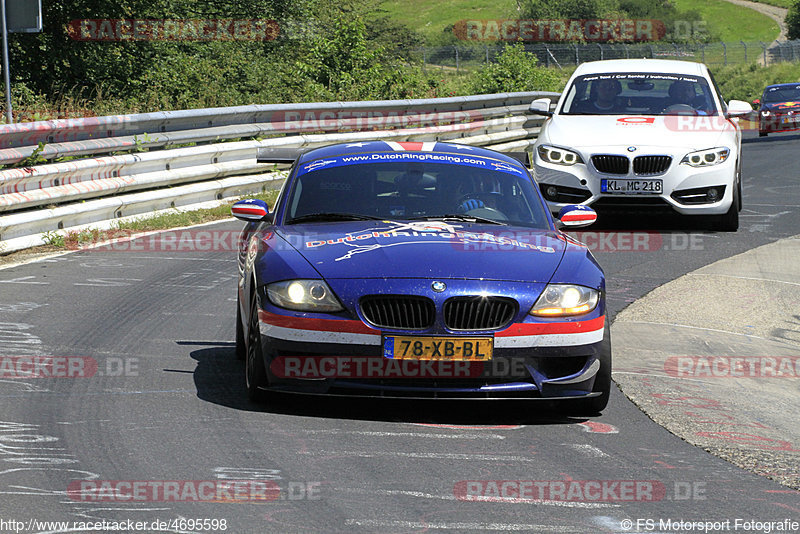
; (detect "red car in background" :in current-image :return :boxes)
[754,83,800,137]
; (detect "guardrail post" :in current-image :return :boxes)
[625,43,629,59]
[454,46,460,74]
[760,41,766,65]
[700,44,705,63]
[740,41,747,63]
[574,44,579,65]
[544,45,550,67]
[597,43,603,60]
[485,45,489,65]
[722,42,727,66]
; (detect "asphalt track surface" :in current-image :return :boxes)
[1,130,799,533]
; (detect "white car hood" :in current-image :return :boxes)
[543,115,735,152]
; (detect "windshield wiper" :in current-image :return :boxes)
[287,213,384,224]
[407,214,507,226]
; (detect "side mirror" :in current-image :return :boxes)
[231,199,271,222]
[529,98,553,117]
[557,204,597,229]
[725,99,753,118]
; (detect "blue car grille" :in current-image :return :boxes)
[360,296,435,330]
[443,297,517,331]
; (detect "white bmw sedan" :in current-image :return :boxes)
[530,59,752,231]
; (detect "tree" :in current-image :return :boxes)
[788,0,800,40]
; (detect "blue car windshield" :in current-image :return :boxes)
[284,157,550,229]
[561,72,718,115]
[763,86,800,103]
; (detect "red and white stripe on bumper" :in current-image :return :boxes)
[259,310,382,345]
[495,316,605,348]
[259,310,605,348]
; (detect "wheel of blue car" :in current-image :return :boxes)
[245,292,268,402]
[235,296,246,361]
[568,323,611,415]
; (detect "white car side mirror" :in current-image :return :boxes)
[726,100,753,118]
[529,98,553,117]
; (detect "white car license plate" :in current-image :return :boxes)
[601,179,662,194]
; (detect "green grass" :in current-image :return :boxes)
[377,0,783,43]
[375,0,516,40]
[713,62,800,102]
[672,0,781,42]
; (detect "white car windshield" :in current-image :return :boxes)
[561,72,718,116]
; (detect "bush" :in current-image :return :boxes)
[470,43,561,94]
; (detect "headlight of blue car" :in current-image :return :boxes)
[529,284,599,317]
[267,280,344,312]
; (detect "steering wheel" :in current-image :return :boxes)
[456,193,508,221]
[662,104,698,115]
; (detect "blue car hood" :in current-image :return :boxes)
[277,221,566,282]
[762,102,800,111]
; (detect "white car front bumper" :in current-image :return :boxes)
[533,144,737,216]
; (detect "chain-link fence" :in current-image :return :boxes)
[417,40,800,73]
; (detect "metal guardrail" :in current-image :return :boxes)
[0,91,558,253]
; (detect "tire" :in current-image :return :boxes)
[736,167,743,212]
[235,296,246,361]
[569,324,612,415]
[245,292,268,402]
[712,181,739,232]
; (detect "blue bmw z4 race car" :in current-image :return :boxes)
[233,141,610,412]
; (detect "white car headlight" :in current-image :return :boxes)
[267,280,343,312]
[529,284,599,317]
[681,147,730,167]
[537,145,584,166]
